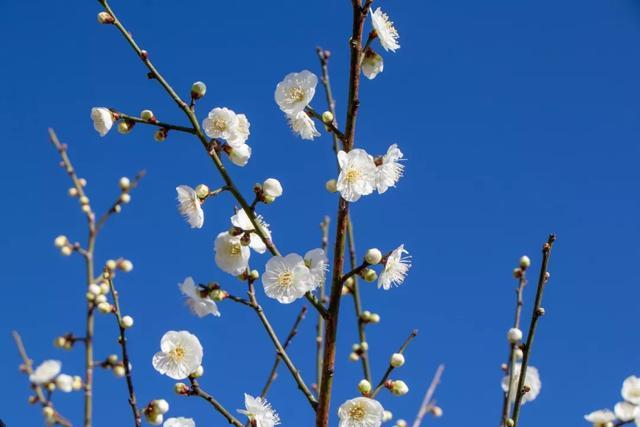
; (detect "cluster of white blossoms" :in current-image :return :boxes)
[29,360,81,393]
[262,249,327,304]
[585,375,640,426]
[336,144,405,202]
[377,244,411,290]
[202,107,252,166]
[501,364,542,405]
[152,331,203,380]
[338,396,385,427]
[362,7,400,80]
[238,394,281,427]
[275,70,320,140]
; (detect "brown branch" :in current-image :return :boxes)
[316,216,330,390]
[511,235,556,426]
[371,330,418,398]
[413,364,445,427]
[188,378,243,427]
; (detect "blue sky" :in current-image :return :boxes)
[1,0,640,425]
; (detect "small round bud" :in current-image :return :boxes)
[349,352,360,362]
[174,382,190,395]
[120,193,131,204]
[352,343,362,352]
[321,111,334,124]
[325,179,337,193]
[152,399,170,414]
[191,81,207,99]
[88,283,101,296]
[431,406,443,417]
[195,184,210,199]
[544,271,551,281]
[95,294,107,304]
[369,313,381,324]
[68,187,79,197]
[512,268,523,278]
[537,307,546,316]
[262,178,283,198]
[390,353,405,368]
[140,110,155,121]
[391,380,409,396]
[262,194,276,204]
[382,410,393,422]
[154,128,167,142]
[360,341,369,351]
[341,285,352,296]
[99,282,110,294]
[395,420,408,427]
[119,177,131,190]
[97,11,114,24]
[81,205,91,214]
[79,178,87,187]
[249,270,260,281]
[43,406,55,418]
[345,277,355,288]
[146,413,163,426]
[72,376,83,390]
[97,302,112,314]
[54,336,67,348]
[507,328,523,343]
[108,354,119,364]
[120,315,134,329]
[191,365,204,378]
[119,259,134,272]
[505,418,515,427]
[519,255,531,269]
[113,365,126,377]
[61,246,73,256]
[54,235,68,248]
[362,269,377,283]
[117,121,132,134]
[361,310,372,322]
[86,292,95,301]
[514,347,524,360]
[106,259,117,271]
[358,379,372,394]
[364,248,383,265]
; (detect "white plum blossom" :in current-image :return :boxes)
[501,364,541,404]
[55,374,74,392]
[262,178,283,199]
[305,248,328,290]
[228,143,252,167]
[29,360,61,384]
[362,50,384,80]
[176,186,204,229]
[203,107,240,141]
[227,113,250,147]
[622,375,640,405]
[336,149,377,202]
[91,107,114,137]
[152,331,203,380]
[238,394,280,427]
[231,208,272,254]
[214,231,250,276]
[179,277,220,318]
[375,144,404,194]
[164,418,195,427]
[584,409,616,426]
[370,8,400,52]
[378,245,411,290]
[338,396,384,427]
[262,253,314,303]
[287,111,320,140]
[275,70,318,115]
[614,401,638,421]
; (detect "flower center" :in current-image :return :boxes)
[229,243,242,256]
[349,404,365,421]
[169,346,186,362]
[277,271,294,287]
[213,118,227,131]
[345,168,360,183]
[287,87,306,103]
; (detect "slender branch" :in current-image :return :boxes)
[12,332,73,427]
[95,170,146,232]
[305,107,346,142]
[413,364,445,427]
[511,235,556,426]
[371,330,418,398]
[316,216,330,390]
[341,261,369,284]
[188,378,244,427]
[260,306,308,398]
[107,277,141,427]
[114,112,196,134]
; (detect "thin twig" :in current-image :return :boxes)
[189,378,244,427]
[114,112,196,134]
[316,216,330,390]
[511,235,556,426]
[371,330,418,398]
[95,170,146,232]
[413,364,445,427]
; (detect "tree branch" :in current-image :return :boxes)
[371,330,418,398]
[413,364,445,427]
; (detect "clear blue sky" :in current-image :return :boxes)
[1,0,639,425]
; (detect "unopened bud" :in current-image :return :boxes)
[349,352,360,362]
[120,315,134,329]
[97,11,114,24]
[61,246,73,256]
[431,406,443,417]
[118,259,133,272]
[519,255,531,269]
[512,268,523,278]
[106,259,117,271]
[154,128,167,142]
[507,328,523,343]
[362,269,377,283]
[322,111,334,124]
[152,399,170,414]
[120,193,131,204]
[54,235,68,248]
[113,365,126,377]
[369,313,380,323]
[364,248,382,265]
[390,353,405,368]
[140,109,155,121]
[325,179,337,193]
[390,380,409,396]
[174,382,190,395]
[68,187,79,197]
[195,184,210,199]
[97,302,112,314]
[191,365,204,378]
[119,177,131,190]
[358,379,372,394]
[191,81,207,99]
[117,121,133,134]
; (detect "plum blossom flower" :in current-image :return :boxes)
[176,186,204,229]
[375,144,404,194]
[262,178,283,199]
[305,248,328,290]
[336,149,377,202]
[29,360,61,384]
[203,107,240,141]
[91,107,114,137]
[227,114,250,147]
[179,277,220,318]
[152,331,203,380]
[214,231,250,276]
[262,254,314,303]
[238,394,280,427]
[231,209,272,254]
[370,8,400,52]
[287,111,320,140]
[164,418,195,427]
[584,409,616,426]
[228,143,252,167]
[501,364,541,404]
[338,396,384,427]
[362,50,384,80]
[622,375,640,405]
[614,401,638,422]
[378,245,411,290]
[275,70,317,115]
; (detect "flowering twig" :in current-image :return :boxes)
[106,277,141,427]
[316,216,330,390]
[95,170,145,232]
[113,112,196,134]
[511,235,556,426]
[370,329,418,398]
[305,107,345,141]
[12,331,73,427]
[188,378,243,427]
[413,364,445,427]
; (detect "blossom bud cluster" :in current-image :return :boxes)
[144,399,170,425]
[54,235,75,256]
[360,310,381,324]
